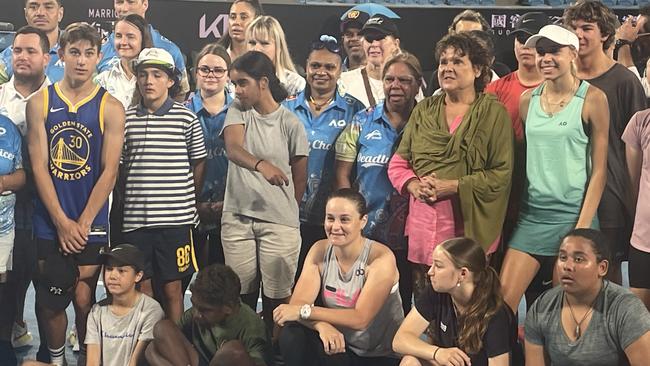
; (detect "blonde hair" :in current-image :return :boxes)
[246,15,298,83]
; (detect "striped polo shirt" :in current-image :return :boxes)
[122,97,207,232]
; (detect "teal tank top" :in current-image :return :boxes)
[521,80,592,223]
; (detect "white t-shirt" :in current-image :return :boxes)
[85,293,164,366]
[0,76,50,135]
[339,67,384,108]
[95,61,136,109]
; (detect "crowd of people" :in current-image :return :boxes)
[1,0,650,365]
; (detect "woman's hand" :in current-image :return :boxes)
[407,178,437,203]
[428,173,459,200]
[435,347,471,366]
[314,322,346,355]
[273,304,301,326]
[257,160,289,186]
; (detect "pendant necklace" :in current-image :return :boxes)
[309,96,333,111]
[543,78,578,117]
[564,281,606,340]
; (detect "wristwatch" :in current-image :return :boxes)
[616,39,633,48]
[299,304,313,320]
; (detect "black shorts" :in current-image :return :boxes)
[600,226,631,263]
[123,225,197,281]
[629,246,650,289]
[527,253,556,293]
[36,238,106,266]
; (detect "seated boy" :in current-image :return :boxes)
[86,244,164,366]
[146,264,269,366]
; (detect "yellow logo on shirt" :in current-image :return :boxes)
[49,121,93,181]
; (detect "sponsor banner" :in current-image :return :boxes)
[1,0,637,70]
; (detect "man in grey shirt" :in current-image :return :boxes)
[221,51,308,333]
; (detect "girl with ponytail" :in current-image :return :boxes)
[393,237,515,366]
[221,50,309,334]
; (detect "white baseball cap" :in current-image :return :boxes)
[134,48,177,74]
[524,24,579,51]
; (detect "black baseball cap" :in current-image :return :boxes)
[340,10,370,33]
[37,253,79,312]
[360,14,399,38]
[100,244,145,271]
[512,12,549,35]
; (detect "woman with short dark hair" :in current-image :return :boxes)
[387,32,513,298]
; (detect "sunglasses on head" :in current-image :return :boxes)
[363,33,388,43]
[311,34,341,55]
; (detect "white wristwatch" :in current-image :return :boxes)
[299,304,313,320]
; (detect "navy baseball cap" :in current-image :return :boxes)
[360,14,399,38]
[100,244,145,271]
[340,10,370,33]
[37,253,79,311]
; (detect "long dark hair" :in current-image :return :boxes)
[218,0,264,49]
[231,50,288,102]
[440,237,503,354]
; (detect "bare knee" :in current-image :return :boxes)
[153,319,177,340]
[211,340,252,366]
[400,355,424,366]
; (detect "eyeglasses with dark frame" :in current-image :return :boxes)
[197,66,227,78]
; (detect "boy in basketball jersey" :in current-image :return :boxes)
[25,23,125,366]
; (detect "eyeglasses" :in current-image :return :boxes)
[514,32,531,45]
[383,75,416,86]
[197,66,227,78]
[363,33,387,43]
[311,35,341,55]
[535,45,567,56]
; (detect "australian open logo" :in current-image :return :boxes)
[49,121,93,181]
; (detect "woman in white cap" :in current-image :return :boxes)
[500,24,609,314]
[95,14,153,109]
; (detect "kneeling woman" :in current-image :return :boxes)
[525,229,650,366]
[392,238,514,366]
[274,188,404,366]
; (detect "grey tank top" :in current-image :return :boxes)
[320,239,404,358]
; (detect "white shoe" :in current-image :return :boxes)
[11,322,33,348]
[68,326,80,352]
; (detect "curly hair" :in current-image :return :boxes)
[189,264,241,308]
[563,0,618,50]
[434,32,492,93]
[440,237,504,354]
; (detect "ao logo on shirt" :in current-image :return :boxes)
[328,119,346,128]
[0,127,5,136]
[48,121,93,181]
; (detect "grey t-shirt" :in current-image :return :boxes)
[586,64,647,228]
[222,100,309,227]
[85,293,164,366]
[525,281,650,366]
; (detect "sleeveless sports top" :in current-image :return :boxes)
[320,238,404,358]
[33,83,110,243]
[521,80,592,223]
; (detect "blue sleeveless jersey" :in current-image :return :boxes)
[32,83,109,243]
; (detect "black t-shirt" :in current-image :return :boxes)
[414,285,513,366]
[586,63,647,228]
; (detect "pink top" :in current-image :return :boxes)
[388,116,499,265]
[622,110,650,253]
